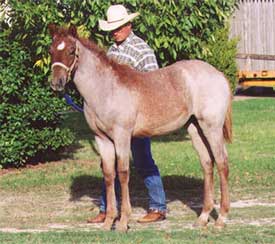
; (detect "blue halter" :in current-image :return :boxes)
[63,93,83,113]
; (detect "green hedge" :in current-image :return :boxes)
[203,25,239,92]
[0,0,238,167]
[0,34,74,168]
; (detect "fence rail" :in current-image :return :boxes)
[236,53,275,61]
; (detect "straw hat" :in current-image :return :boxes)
[99,5,139,31]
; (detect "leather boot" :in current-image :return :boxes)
[137,209,166,223]
[87,211,106,224]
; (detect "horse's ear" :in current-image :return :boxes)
[68,25,78,38]
[48,23,57,38]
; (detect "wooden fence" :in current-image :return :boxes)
[230,0,275,71]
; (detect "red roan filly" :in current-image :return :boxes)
[48,24,232,232]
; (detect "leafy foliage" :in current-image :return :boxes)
[203,26,239,92]
[27,0,238,81]
[0,0,238,167]
[0,4,74,167]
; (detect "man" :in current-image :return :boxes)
[87,4,166,224]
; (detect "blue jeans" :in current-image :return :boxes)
[99,137,166,212]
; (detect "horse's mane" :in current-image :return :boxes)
[78,37,110,64]
[55,26,142,84]
[77,35,137,78]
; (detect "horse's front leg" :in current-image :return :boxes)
[95,135,117,231]
[113,129,132,232]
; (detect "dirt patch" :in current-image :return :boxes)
[230,199,275,208]
[0,193,274,233]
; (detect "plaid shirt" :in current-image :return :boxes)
[107,32,158,72]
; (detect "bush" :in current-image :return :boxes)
[0,33,74,168]
[203,26,239,92]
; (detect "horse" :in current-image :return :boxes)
[48,24,232,232]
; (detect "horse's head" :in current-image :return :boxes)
[48,24,78,91]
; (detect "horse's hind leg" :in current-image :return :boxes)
[203,125,230,228]
[215,144,229,228]
[187,123,215,227]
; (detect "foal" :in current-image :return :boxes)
[48,24,232,232]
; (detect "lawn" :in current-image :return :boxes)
[0,98,275,243]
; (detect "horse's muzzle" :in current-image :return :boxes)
[51,77,66,91]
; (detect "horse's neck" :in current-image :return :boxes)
[74,41,115,105]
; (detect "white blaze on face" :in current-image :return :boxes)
[57,41,66,50]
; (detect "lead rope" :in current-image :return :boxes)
[63,93,83,113]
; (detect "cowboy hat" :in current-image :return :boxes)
[99,5,139,31]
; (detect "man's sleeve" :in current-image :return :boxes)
[135,50,159,72]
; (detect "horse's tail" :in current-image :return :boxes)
[223,96,233,143]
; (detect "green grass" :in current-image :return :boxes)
[0,98,275,243]
[0,226,275,244]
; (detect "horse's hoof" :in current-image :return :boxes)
[214,214,227,229]
[214,218,226,229]
[116,221,129,233]
[102,224,112,231]
[193,218,208,228]
[102,219,114,231]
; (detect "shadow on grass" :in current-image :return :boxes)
[69,172,221,219]
[235,86,275,97]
